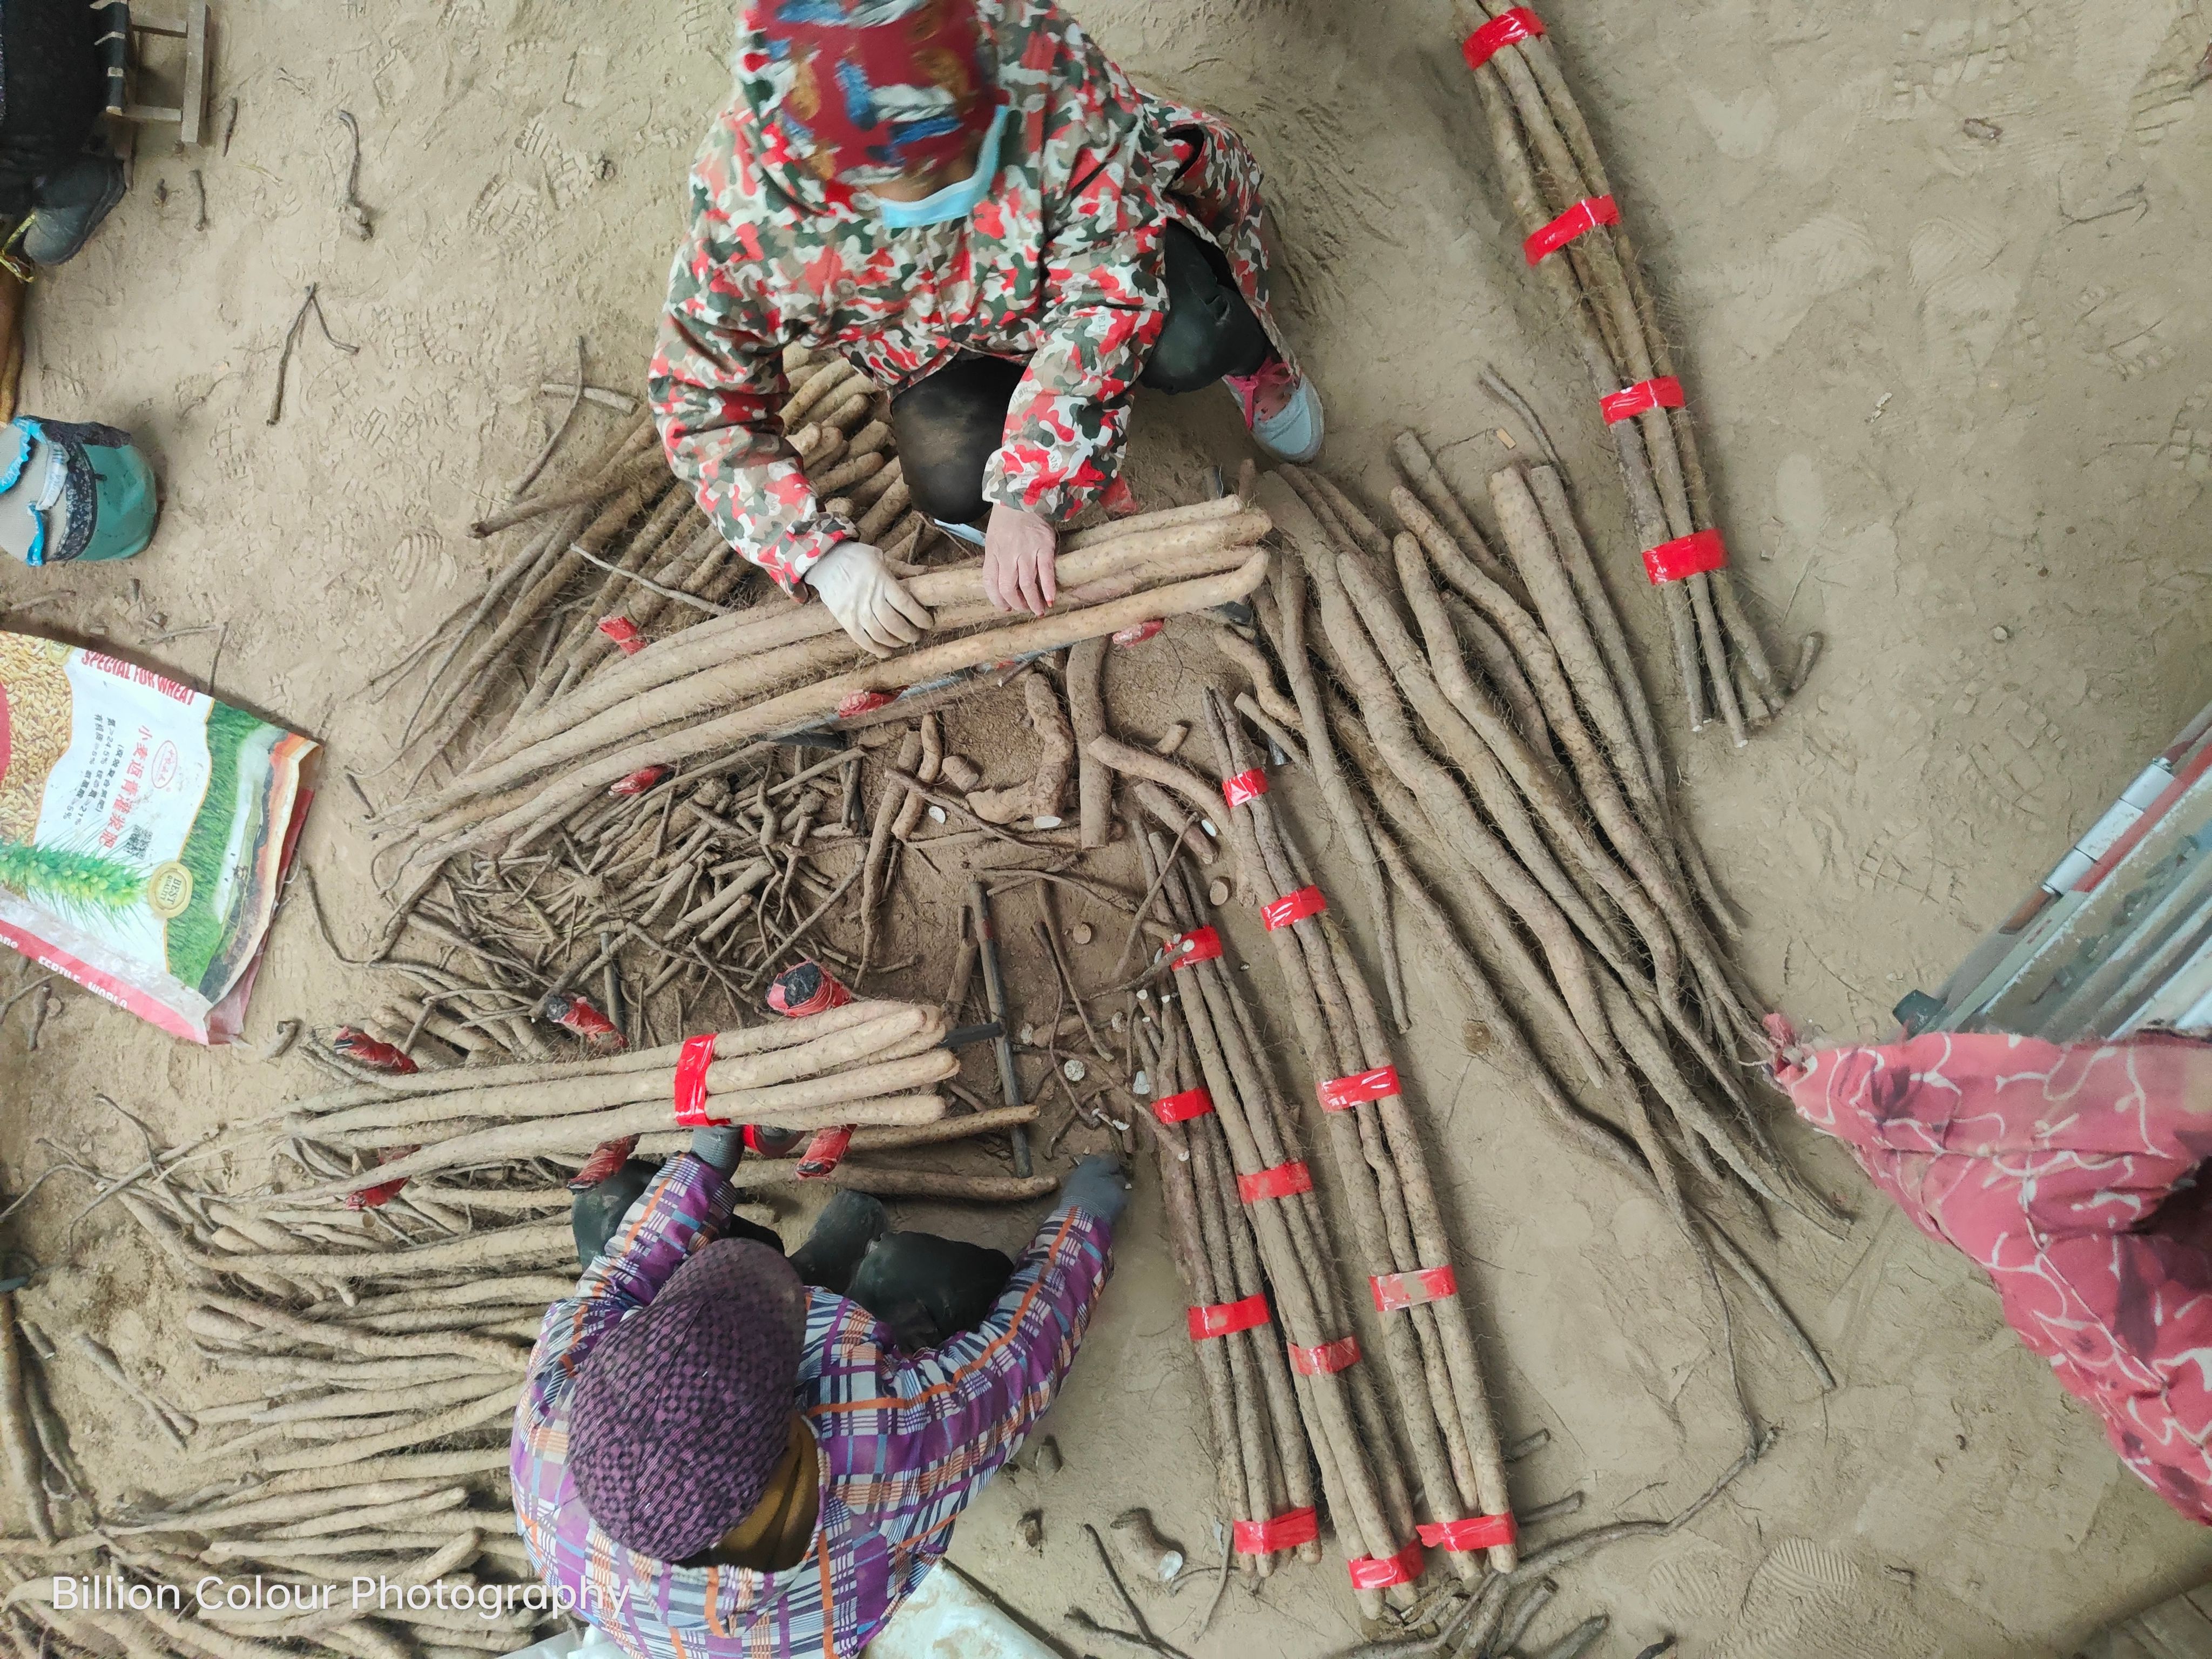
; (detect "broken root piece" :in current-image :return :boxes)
[967,673,1075,825]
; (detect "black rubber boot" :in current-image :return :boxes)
[569,1158,662,1268]
[786,1189,889,1294]
[847,1232,1014,1350]
[23,152,126,266]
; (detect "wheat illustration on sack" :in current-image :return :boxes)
[0,631,317,1043]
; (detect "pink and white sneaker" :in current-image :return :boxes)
[1225,357,1325,464]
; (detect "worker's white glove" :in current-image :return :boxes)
[804,542,934,657]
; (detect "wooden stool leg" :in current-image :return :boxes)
[0,271,25,424]
[180,4,210,147]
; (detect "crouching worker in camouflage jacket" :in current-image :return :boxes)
[650,0,1318,655]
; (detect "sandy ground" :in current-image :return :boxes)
[3,0,2211,1655]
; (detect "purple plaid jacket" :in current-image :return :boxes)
[511,1155,1112,1658]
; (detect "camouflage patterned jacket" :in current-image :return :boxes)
[650,0,1290,592]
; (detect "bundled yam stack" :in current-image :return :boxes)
[377,497,1273,867]
[1090,733,1514,1612]
[396,347,923,791]
[1128,821,1461,1618]
[1228,458,1838,1414]
[261,1001,962,1198]
[1452,3,1781,743]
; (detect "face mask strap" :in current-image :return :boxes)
[873,103,1010,228]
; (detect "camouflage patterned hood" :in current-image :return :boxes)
[727,0,1007,206]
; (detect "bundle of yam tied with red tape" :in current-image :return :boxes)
[1086,645,1787,1631]
[369,335,1273,877]
[376,491,1270,869]
[254,1000,1058,1204]
[1200,459,1842,1422]
[1454,2,1783,744]
[389,345,930,793]
[1091,736,1514,1620]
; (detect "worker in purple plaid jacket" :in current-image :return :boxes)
[511,1122,1127,1659]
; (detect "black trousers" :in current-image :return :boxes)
[572,1161,1013,1349]
[889,221,1270,525]
[0,0,111,220]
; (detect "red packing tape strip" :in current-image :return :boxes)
[1601,375,1685,424]
[1418,1513,1519,1552]
[1523,194,1620,264]
[795,1125,853,1179]
[1289,1334,1362,1376]
[1262,885,1327,930]
[1233,1508,1319,1555]
[1372,1264,1459,1314]
[1152,1087,1215,1124]
[1220,767,1269,807]
[1188,1294,1271,1341]
[1237,1161,1314,1204]
[1347,1537,1425,1590]
[1318,1065,1401,1111]
[1169,926,1223,969]
[596,615,646,655]
[1461,5,1544,71]
[1641,528,1728,585]
[672,1033,726,1127]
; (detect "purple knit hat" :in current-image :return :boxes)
[569,1238,810,1561]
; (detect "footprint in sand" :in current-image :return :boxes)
[1906,216,2024,386]
[1649,1537,1943,1659]
[2130,3,2209,147]
[2164,384,2212,478]
[1714,215,1885,361]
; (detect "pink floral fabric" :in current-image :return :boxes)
[1774,1021,2212,1522]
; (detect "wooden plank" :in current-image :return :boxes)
[180,3,209,147]
[122,104,184,125]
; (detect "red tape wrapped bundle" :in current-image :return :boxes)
[672,1033,727,1127]
[1233,1507,1319,1555]
[1167,926,1223,969]
[567,1136,643,1191]
[1523,194,1619,265]
[1347,1537,1425,1590]
[1288,1334,1362,1376]
[1461,5,1544,70]
[1318,1065,1401,1112]
[1261,885,1327,930]
[1220,768,1269,807]
[1236,1161,1313,1204]
[1418,1513,1518,1551]
[1641,528,1728,585]
[544,992,625,1048]
[1372,1264,1459,1314]
[610,765,672,798]
[1601,376,1685,424]
[766,960,852,1019]
[1187,1294,1271,1341]
[332,1027,419,1076]
[795,1125,853,1179]
[596,615,646,655]
[837,690,896,719]
[345,1145,422,1211]
[1151,1087,1215,1124]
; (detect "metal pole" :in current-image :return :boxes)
[968,879,1033,1177]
